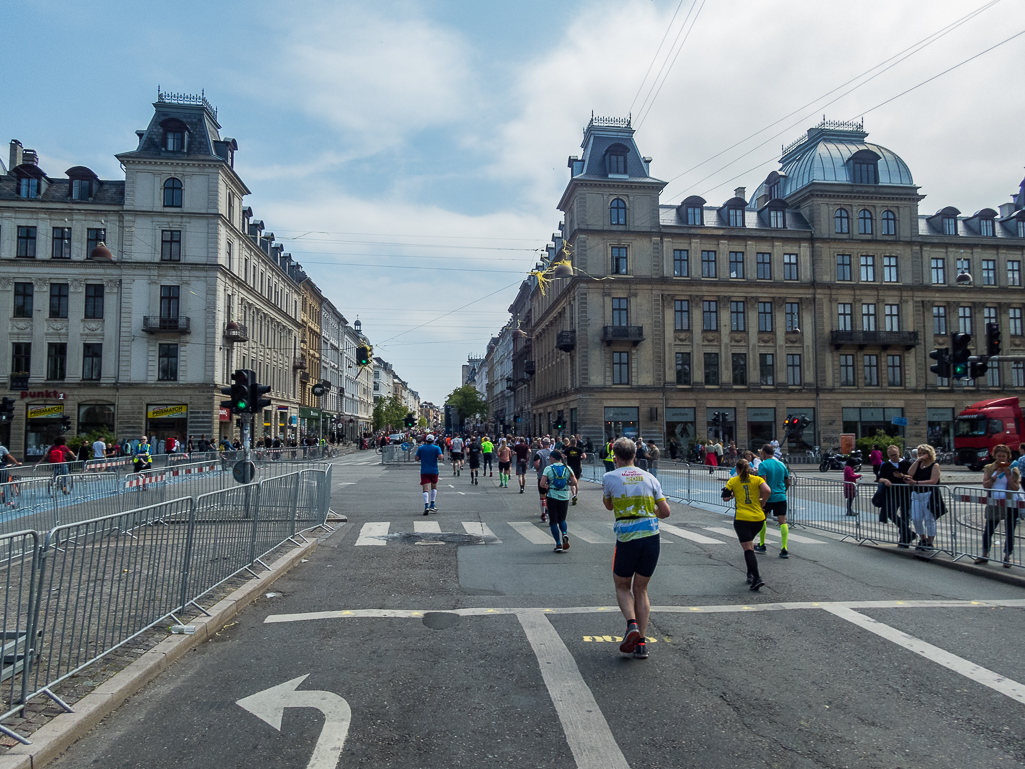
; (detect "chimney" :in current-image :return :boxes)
[9,139,23,169]
[734,187,746,201]
[135,130,145,149]
[999,202,1016,218]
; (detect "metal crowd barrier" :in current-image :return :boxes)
[0,466,333,744]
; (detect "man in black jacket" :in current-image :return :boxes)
[877,444,914,547]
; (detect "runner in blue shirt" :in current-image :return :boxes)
[415,434,444,515]
[753,444,791,558]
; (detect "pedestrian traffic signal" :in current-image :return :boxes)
[0,397,13,422]
[986,322,1001,358]
[929,348,951,379]
[356,345,372,367]
[252,379,272,413]
[951,333,972,379]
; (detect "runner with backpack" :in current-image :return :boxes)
[540,450,578,552]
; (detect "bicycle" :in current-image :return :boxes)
[0,481,19,509]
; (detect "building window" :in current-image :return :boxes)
[836,254,851,281]
[46,343,67,381]
[85,284,104,319]
[732,353,748,385]
[1019,220,1025,239]
[13,283,33,317]
[887,355,903,387]
[673,249,689,277]
[158,344,179,381]
[729,251,744,279]
[956,257,971,276]
[612,351,629,384]
[884,304,900,332]
[226,240,233,272]
[18,177,39,199]
[611,246,628,275]
[864,355,879,386]
[882,209,896,235]
[980,218,995,237]
[933,306,947,336]
[686,206,703,225]
[1013,362,1025,387]
[882,255,898,282]
[981,259,996,286]
[958,306,972,335]
[16,226,36,258]
[853,160,877,185]
[862,303,877,331]
[783,253,798,281]
[943,216,957,236]
[702,300,718,331]
[931,258,946,284]
[727,207,744,227]
[704,353,720,386]
[160,285,181,319]
[608,152,627,175]
[756,252,772,280]
[611,297,628,326]
[835,208,850,234]
[860,254,876,282]
[986,364,1001,388]
[1008,261,1021,287]
[675,352,691,385]
[701,250,717,278]
[609,198,626,226]
[1010,308,1022,336]
[87,228,106,257]
[673,300,690,331]
[730,301,746,331]
[758,302,773,332]
[785,302,800,332]
[71,178,91,200]
[82,343,102,381]
[786,354,801,385]
[837,303,852,331]
[11,343,31,375]
[768,208,785,229]
[165,130,184,151]
[984,307,998,333]
[163,178,183,208]
[839,354,855,386]
[858,210,873,235]
[161,230,182,261]
[51,227,72,259]
[49,284,69,319]
[759,353,774,385]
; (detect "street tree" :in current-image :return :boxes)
[446,385,488,426]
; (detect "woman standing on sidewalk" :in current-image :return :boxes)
[978,444,1020,568]
[906,444,941,551]
[869,444,883,480]
[721,459,770,591]
[843,457,862,516]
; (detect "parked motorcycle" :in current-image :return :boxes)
[819,448,862,472]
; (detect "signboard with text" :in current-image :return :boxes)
[27,404,64,419]
[147,404,188,420]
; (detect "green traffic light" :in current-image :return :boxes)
[953,363,968,378]
[236,400,248,410]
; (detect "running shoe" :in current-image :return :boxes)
[746,573,754,584]
[753,543,767,554]
[620,623,641,653]
[779,548,789,559]
[749,578,765,591]
[519,488,524,494]
[562,535,569,551]
[423,506,430,516]
[572,496,577,506]
[429,503,437,512]
[553,544,563,553]
[633,642,649,660]
[540,512,547,523]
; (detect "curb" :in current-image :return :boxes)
[864,542,1025,588]
[0,532,327,769]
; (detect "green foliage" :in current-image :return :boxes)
[855,430,904,456]
[372,396,407,431]
[418,416,428,428]
[446,385,488,423]
[67,429,116,454]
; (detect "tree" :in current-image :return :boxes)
[446,385,488,425]
[372,395,408,432]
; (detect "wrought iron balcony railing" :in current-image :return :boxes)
[223,322,249,343]
[556,330,576,352]
[602,325,644,346]
[829,330,920,349]
[142,316,190,334]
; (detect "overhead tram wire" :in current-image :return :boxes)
[273,229,539,243]
[635,0,706,130]
[627,0,692,117]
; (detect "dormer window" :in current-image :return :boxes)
[769,181,782,199]
[163,178,183,208]
[608,152,627,175]
[943,216,957,236]
[850,149,880,185]
[165,131,184,151]
[610,198,626,226]
[687,206,702,225]
[1018,218,1025,239]
[979,217,994,237]
[680,196,706,226]
[768,208,785,229]
[18,177,39,198]
[71,179,91,200]
[728,207,744,227]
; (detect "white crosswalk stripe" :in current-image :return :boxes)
[701,526,825,545]
[507,521,552,544]
[660,523,727,545]
[355,522,389,546]
[414,521,441,534]
[463,521,501,542]
[567,523,613,544]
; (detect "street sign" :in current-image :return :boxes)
[891,417,909,427]
[311,383,326,397]
[233,460,256,484]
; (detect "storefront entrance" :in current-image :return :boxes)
[841,407,904,442]
[604,406,639,443]
[665,407,696,460]
[927,408,954,452]
[746,408,776,452]
[78,404,115,438]
[25,403,65,460]
[146,404,188,444]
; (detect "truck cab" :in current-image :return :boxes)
[954,397,1023,470]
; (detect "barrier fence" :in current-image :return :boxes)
[0,466,333,744]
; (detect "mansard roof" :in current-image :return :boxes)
[118,89,226,162]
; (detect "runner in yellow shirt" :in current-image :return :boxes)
[721,459,770,591]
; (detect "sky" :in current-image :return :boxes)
[5,0,1024,404]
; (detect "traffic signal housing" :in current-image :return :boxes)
[221,370,252,414]
[356,345,372,367]
[60,415,71,432]
[951,333,971,379]
[0,397,13,422]
[929,348,951,379]
[969,358,989,380]
[404,412,416,428]
[986,322,1001,358]
[252,379,272,413]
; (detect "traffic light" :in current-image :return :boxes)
[951,333,972,379]
[0,397,13,422]
[553,418,565,430]
[356,345,371,367]
[969,358,989,380]
[929,348,951,379]
[221,370,252,414]
[404,412,416,428]
[252,379,272,413]
[60,414,71,432]
[986,322,1001,358]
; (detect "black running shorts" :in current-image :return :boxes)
[764,500,788,518]
[451,452,463,460]
[568,463,582,479]
[612,535,660,578]
[733,519,764,543]
[498,461,511,472]
[547,497,569,524]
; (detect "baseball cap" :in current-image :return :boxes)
[425,434,435,442]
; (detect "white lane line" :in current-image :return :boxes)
[457,492,466,496]
[702,526,777,543]
[824,606,1025,705]
[518,611,630,769]
[701,526,825,545]
[567,523,612,544]
[414,521,441,534]
[463,522,501,542]
[660,523,726,545]
[448,484,455,488]
[773,531,826,545]
[354,522,389,546]
[508,521,553,544]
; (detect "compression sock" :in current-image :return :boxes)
[780,523,789,550]
[540,498,547,513]
[423,491,430,504]
[550,523,561,545]
[744,550,760,580]
[429,489,437,503]
[758,522,767,547]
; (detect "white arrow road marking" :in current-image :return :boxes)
[236,674,352,769]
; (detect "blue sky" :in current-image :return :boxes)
[5,0,1024,403]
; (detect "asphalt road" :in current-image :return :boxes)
[50,453,1025,769]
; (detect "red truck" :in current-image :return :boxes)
[954,397,1024,470]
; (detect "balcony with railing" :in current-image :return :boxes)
[223,322,249,343]
[293,356,308,370]
[299,371,310,382]
[556,330,576,352]
[602,325,644,346]
[524,361,536,377]
[142,316,190,334]
[830,330,920,349]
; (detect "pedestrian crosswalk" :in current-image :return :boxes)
[352,520,828,547]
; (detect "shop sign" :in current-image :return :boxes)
[277,405,289,411]
[19,389,65,400]
[299,407,322,419]
[219,407,230,422]
[746,408,776,422]
[604,407,639,421]
[27,404,64,419]
[147,404,188,420]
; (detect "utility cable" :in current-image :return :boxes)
[627,0,692,117]
[636,0,706,130]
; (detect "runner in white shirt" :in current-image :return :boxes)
[449,435,464,476]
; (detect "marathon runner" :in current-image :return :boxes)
[415,434,443,515]
[450,434,464,476]
[513,436,530,494]
[563,438,586,505]
[533,437,553,522]
[466,437,482,485]
[540,450,577,552]
[721,458,770,591]
[496,438,512,488]
[753,443,791,559]
[481,435,494,477]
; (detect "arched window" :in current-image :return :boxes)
[835,208,850,234]
[610,198,626,226]
[163,178,183,208]
[882,210,896,236]
[858,209,873,235]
